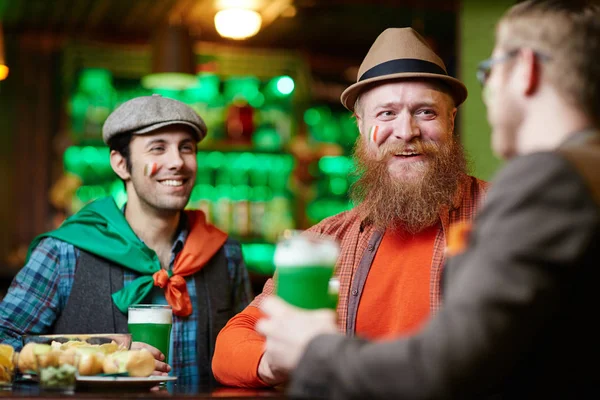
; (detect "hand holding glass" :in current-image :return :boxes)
[274,230,340,310]
[128,305,173,363]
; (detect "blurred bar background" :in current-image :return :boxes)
[0,0,514,295]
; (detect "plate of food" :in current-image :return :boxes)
[16,334,158,390]
[22,333,132,349]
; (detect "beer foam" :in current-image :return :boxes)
[128,307,172,324]
[274,234,340,268]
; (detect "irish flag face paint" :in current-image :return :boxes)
[144,162,159,177]
[369,125,379,143]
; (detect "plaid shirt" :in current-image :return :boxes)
[251,175,488,333]
[0,218,252,385]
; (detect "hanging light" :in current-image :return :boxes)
[214,8,262,40]
[141,24,198,90]
[0,23,8,81]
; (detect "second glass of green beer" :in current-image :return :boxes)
[128,304,173,363]
[274,230,340,310]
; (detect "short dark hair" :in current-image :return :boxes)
[107,132,133,186]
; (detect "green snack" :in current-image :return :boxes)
[39,364,77,389]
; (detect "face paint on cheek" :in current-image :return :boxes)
[369,125,379,143]
[144,162,159,177]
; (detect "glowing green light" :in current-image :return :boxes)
[248,92,265,108]
[216,184,233,199]
[224,76,260,103]
[81,146,99,164]
[252,128,281,151]
[252,186,273,201]
[318,156,354,175]
[70,93,88,118]
[205,151,226,169]
[241,243,276,275]
[275,76,294,95]
[64,147,81,175]
[231,185,250,201]
[141,73,198,91]
[185,74,220,102]
[112,183,128,208]
[330,177,348,196]
[236,152,256,170]
[191,184,215,202]
[304,108,322,126]
[307,199,353,223]
[78,69,113,94]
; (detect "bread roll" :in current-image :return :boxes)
[18,343,52,373]
[102,349,155,377]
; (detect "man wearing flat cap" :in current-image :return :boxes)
[0,94,252,385]
[212,28,488,387]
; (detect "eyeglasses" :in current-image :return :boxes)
[476,49,551,86]
[476,50,520,86]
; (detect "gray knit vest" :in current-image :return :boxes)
[51,247,234,385]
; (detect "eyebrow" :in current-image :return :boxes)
[145,138,166,148]
[372,100,441,111]
[144,138,195,148]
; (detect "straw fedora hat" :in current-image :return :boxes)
[340,27,468,111]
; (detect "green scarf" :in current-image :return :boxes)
[27,197,162,314]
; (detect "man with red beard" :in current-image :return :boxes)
[212,27,488,387]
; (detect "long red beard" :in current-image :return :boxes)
[350,137,468,234]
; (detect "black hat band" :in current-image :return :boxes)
[359,58,448,81]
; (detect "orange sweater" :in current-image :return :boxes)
[212,225,438,387]
[356,225,437,339]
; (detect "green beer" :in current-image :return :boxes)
[274,231,340,310]
[128,305,172,362]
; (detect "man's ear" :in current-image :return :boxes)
[110,150,131,181]
[449,107,457,135]
[354,113,364,136]
[520,49,540,96]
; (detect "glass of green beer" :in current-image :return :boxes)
[274,230,340,310]
[127,305,172,363]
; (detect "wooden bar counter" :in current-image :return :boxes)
[0,382,289,399]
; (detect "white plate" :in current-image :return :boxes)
[76,375,176,390]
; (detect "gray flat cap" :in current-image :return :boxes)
[102,94,207,144]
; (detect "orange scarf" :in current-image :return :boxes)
[153,210,227,317]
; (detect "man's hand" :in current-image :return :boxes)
[255,296,338,375]
[130,342,171,376]
[257,353,289,386]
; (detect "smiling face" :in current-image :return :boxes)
[355,80,457,181]
[351,79,468,232]
[111,125,197,215]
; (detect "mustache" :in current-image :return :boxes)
[374,140,443,161]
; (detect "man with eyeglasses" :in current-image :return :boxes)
[255,1,600,398]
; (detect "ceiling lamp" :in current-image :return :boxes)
[141,24,198,90]
[214,8,262,40]
[0,23,8,81]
